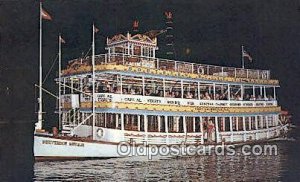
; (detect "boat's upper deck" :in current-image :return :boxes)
[64,53,269,78]
[61,32,278,85]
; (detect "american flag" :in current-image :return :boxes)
[59,36,66,44]
[242,49,253,62]
[93,25,99,33]
[41,8,52,21]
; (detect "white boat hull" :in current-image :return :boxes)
[34,124,289,160]
[34,135,120,160]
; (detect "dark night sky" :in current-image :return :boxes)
[0,1,300,180]
[1,0,300,126]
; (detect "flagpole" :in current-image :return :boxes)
[36,2,43,130]
[241,45,245,69]
[92,23,96,140]
[58,34,62,131]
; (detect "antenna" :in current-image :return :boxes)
[164,11,175,59]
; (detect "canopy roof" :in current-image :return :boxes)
[107,32,157,47]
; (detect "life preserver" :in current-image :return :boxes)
[97,128,104,138]
[198,67,205,75]
[262,72,267,79]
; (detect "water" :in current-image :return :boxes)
[34,134,300,181]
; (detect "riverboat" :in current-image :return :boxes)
[34,5,291,160]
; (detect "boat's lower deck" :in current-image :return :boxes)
[62,112,284,143]
[34,123,290,160]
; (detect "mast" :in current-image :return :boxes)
[58,34,62,131]
[92,24,96,140]
[36,2,43,130]
[165,11,175,59]
[241,45,245,69]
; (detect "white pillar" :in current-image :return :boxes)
[108,48,111,62]
[70,78,73,94]
[222,117,225,132]
[241,84,244,100]
[260,86,262,96]
[153,48,155,58]
[182,117,187,144]
[181,80,184,98]
[249,116,252,130]
[165,116,169,144]
[228,84,231,101]
[131,45,134,55]
[243,116,246,141]
[266,115,269,138]
[273,86,276,100]
[144,115,148,143]
[142,76,145,96]
[115,114,119,129]
[127,42,130,55]
[120,74,123,94]
[214,117,220,143]
[200,116,204,144]
[63,78,66,94]
[274,114,279,126]
[198,82,201,100]
[264,86,267,99]
[213,83,216,100]
[158,116,161,132]
[193,117,196,132]
[165,116,168,133]
[255,115,258,140]
[163,78,166,97]
[138,115,141,131]
[230,116,233,142]
[121,113,124,130]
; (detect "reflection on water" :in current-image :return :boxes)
[34,140,300,181]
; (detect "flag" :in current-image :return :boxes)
[242,49,253,62]
[165,11,172,19]
[59,36,66,44]
[41,8,52,20]
[93,25,99,33]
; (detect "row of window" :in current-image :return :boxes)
[63,113,278,133]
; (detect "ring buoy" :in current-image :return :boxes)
[198,67,205,75]
[262,72,267,79]
[97,128,104,138]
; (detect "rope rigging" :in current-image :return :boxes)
[43,54,58,84]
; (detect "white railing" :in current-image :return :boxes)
[66,53,271,80]
[79,93,277,107]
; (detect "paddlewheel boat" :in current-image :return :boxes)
[34,31,291,160]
